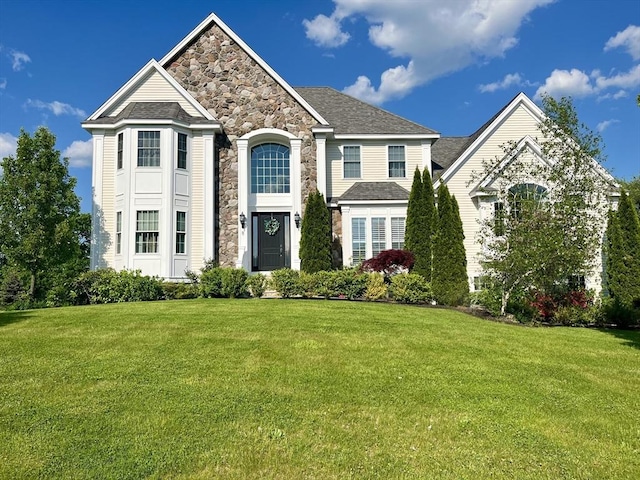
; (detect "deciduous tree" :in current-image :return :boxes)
[0,127,81,299]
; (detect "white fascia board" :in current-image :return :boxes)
[434,92,543,189]
[86,59,215,122]
[337,199,408,206]
[159,12,330,127]
[82,119,222,131]
[312,126,335,135]
[334,133,440,140]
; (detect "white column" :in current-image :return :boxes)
[291,138,302,270]
[91,131,104,270]
[160,129,173,278]
[203,132,215,262]
[421,140,432,178]
[236,139,249,269]
[341,206,351,268]
[315,134,327,198]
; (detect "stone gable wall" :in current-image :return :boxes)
[165,22,318,266]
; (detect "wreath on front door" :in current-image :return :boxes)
[264,217,280,236]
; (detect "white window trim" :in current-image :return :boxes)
[387,144,407,179]
[342,144,362,180]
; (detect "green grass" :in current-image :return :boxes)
[1,299,639,479]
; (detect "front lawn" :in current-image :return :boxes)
[1,300,638,479]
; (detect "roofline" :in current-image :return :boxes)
[159,13,330,127]
[434,92,542,189]
[86,60,216,122]
[82,118,222,132]
[334,133,440,140]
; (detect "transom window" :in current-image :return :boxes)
[388,145,406,178]
[136,210,159,253]
[137,131,160,167]
[251,143,290,194]
[343,145,361,178]
[177,133,187,169]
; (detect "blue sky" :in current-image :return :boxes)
[1,0,639,213]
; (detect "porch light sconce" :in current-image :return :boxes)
[294,212,301,229]
[239,212,246,229]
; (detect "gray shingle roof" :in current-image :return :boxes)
[339,182,409,202]
[294,87,438,135]
[84,102,217,125]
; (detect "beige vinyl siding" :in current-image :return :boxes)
[102,133,117,264]
[327,139,423,199]
[444,104,541,279]
[189,132,204,268]
[108,70,201,117]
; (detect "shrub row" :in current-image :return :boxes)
[269,268,433,304]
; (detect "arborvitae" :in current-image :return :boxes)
[299,190,332,273]
[605,209,626,302]
[421,168,436,281]
[612,188,640,303]
[405,167,433,280]
[432,183,469,305]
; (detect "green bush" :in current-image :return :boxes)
[600,297,640,328]
[73,269,163,304]
[221,268,249,298]
[365,273,388,301]
[332,269,367,300]
[469,284,503,317]
[389,273,432,304]
[246,274,267,298]
[162,282,198,300]
[270,269,301,298]
[200,267,225,298]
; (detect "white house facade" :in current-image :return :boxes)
[83,13,615,291]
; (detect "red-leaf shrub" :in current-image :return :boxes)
[360,249,415,277]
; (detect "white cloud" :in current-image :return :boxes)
[0,132,18,159]
[0,77,6,89]
[604,25,640,60]
[25,99,86,118]
[598,89,629,101]
[303,13,350,48]
[10,50,31,71]
[535,65,640,100]
[306,0,555,104]
[62,139,93,168]
[478,73,532,93]
[597,119,619,132]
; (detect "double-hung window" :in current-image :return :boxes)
[371,217,386,257]
[391,217,405,249]
[115,212,122,254]
[176,211,186,254]
[117,133,123,170]
[177,133,187,170]
[351,218,366,265]
[137,131,160,167]
[136,210,159,253]
[388,145,406,178]
[494,202,505,235]
[343,145,361,178]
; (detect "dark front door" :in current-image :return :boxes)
[252,213,290,271]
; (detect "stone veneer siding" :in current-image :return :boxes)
[165,22,318,267]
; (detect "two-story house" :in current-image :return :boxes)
[82,12,614,291]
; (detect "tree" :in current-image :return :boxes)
[0,127,81,300]
[475,95,614,314]
[606,188,640,304]
[431,183,469,305]
[620,176,640,216]
[299,190,332,273]
[405,167,435,280]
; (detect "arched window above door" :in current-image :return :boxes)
[250,143,290,194]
